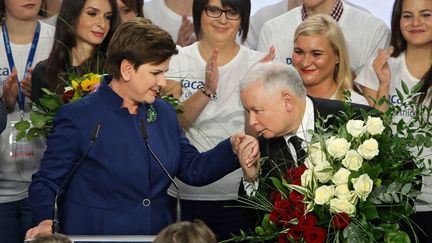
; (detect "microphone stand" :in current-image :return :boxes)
[52,122,101,233]
[140,119,181,222]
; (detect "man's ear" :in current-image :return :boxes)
[120,59,134,81]
[282,91,293,112]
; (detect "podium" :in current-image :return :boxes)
[24,235,157,243]
[68,235,156,242]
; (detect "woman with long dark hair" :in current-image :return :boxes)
[31,0,119,102]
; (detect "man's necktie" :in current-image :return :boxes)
[289,135,306,164]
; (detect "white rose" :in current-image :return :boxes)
[314,162,334,183]
[352,174,374,201]
[346,120,364,137]
[366,116,385,135]
[332,168,351,185]
[307,142,321,153]
[301,169,315,187]
[329,198,356,216]
[342,150,364,171]
[307,149,328,166]
[335,184,358,204]
[326,137,351,159]
[314,185,335,205]
[357,138,379,160]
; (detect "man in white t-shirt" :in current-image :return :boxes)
[246,0,370,50]
[257,0,390,75]
[144,0,195,46]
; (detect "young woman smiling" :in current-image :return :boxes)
[31,0,119,102]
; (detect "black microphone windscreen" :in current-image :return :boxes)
[91,122,101,143]
[140,119,148,140]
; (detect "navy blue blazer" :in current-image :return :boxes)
[29,80,239,235]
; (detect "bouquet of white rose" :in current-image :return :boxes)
[230,85,431,243]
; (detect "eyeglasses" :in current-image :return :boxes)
[204,6,241,20]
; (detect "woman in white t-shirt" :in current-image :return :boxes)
[165,0,268,240]
[355,0,431,241]
[0,1,54,242]
[291,14,368,105]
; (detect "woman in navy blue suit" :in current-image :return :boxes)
[25,18,259,239]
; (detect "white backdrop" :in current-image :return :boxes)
[143,0,395,28]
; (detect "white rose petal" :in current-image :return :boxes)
[329,198,356,216]
[366,116,385,135]
[314,162,334,183]
[307,142,321,153]
[307,149,328,166]
[357,138,379,160]
[352,174,374,201]
[314,185,335,205]
[342,150,364,171]
[327,137,351,159]
[301,169,315,187]
[335,184,358,204]
[346,120,365,137]
[332,168,351,185]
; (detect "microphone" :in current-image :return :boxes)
[140,119,181,222]
[52,122,101,233]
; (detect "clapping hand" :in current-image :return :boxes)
[204,48,219,94]
[259,46,276,63]
[373,46,393,89]
[176,16,195,47]
[2,68,32,109]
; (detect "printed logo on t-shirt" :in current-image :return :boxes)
[181,79,204,99]
[389,94,416,118]
[0,67,11,86]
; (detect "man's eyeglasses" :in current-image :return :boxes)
[204,6,241,20]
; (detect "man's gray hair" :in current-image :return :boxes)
[240,62,306,98]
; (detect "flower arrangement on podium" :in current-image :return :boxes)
[230,84,431,243]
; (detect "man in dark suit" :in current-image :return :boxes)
[239,62,371,192]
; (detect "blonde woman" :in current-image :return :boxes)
[292,14,368,105]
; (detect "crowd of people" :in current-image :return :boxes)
[0,0,430,242]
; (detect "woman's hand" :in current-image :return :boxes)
[21,67,33,98]
[259,46,276,63]
[25,219,53,240]
[204,48,219,93]
[176,16,195,47]
[373,46,393,89]
[231,133,261,181]
[2,68,19,109]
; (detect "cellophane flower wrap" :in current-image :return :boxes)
[229,84,431,243]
